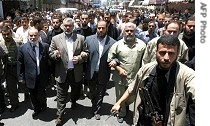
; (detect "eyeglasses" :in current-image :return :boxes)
[125,30,134,32]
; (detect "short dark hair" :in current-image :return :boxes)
[143,18,151,23]
[185,16,195,24]
[1,26,11,33]
[165,21,182,31]
[3,20,13,26]
[33,17,42,25]
[157,35,180,50]
[51,16,62,22]
[20,16,29,21]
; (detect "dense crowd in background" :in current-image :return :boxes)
[0,6,195,126]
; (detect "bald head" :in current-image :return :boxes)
[28,27,40,44]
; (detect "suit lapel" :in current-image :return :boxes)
[27,43,36,61]
[101,36,110,56]
[93,35,99,53]
[72,33,79,54]
[39,43,43,60]
[60,33,68,54]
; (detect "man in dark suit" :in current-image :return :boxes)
[84,20,116,120]
[0,46,7,114]
[49,17,88,125]
[17,28,50,119]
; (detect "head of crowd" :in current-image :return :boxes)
[0,7,194,38]
[0,6,195,126]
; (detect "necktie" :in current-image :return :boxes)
[32,45,36,56]
[32,44,40,75]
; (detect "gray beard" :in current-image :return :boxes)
[124,36,135,42]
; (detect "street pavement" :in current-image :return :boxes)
[0,80,134,126]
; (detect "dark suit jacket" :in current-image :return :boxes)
[47,29,63,45]
[49,33,87,83]
[17,42,50,89]
[107,23,119,41]
[84,34,116,84]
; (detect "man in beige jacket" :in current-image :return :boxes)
[111,35,195,126]
[142,21,189,66]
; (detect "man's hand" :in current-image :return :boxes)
[81,51,88,61]
[18,80,25,85]
[108,60,117,68]
[110,103,121,117]
[72,56,79,64]
[54,47,61,58]
[116,66,127,78]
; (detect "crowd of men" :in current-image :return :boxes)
[0,7,195,126]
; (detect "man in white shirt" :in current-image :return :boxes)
[16,16,31,43]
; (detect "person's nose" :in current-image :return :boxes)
[164,53,170,61]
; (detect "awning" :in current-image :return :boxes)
[128,0,135,7]
[128,0,143,7]
[142,0,150,5]
[43,0,69,4]
[168,0,185,2]
[149,0,166,5]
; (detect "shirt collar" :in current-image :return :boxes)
[30,42,39,47]
[65,33,73,40]
[97,35,107,44]
[123,38,138,48]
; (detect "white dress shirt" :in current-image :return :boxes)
[95,36,106,71]
[66,36,74,69]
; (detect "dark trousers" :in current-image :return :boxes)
[56,69,82,117]
[28,75,47,112]
[6,65,19,106]
[88,71,107,114]
[185,98,195,126]
[0,83,5,108]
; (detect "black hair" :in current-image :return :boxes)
[33,17,42,25]
[185,16,195,24]
[20,16,29,21]
[143,18,151,23]
[157,35,180,50]
[1,26,11,32]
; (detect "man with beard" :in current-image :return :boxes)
[84,20,116,120]
[107,22,146,123]
[180,16,195,61]
[49,18,88,125]
[138,18,150,32]
[142,21,189,66]
[180,16,195,126]
[73,12,95,38]
[111,35,195,126]
[17,28,50,118]
[47,16,63,45]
